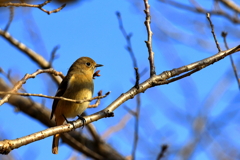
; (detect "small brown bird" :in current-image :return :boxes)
[50,57,103,154]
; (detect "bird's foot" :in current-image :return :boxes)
[62,114,76,129]
[77,115,86,129]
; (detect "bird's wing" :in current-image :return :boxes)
[50,75,70,120]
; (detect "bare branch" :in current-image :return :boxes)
[0,29,61,84]
[124,106,137,116]
[143,0,156,76]
[88,91,110,108]
[132,90,141,160]
[0,91,110,105]
[0,0,66,15]
[101,113,132,139]
[206,13,222,52]
[116,11,138,68]
[159,0,240,23]
[221,31,240,89]
[49,45,60,66]
[0,78,124,159]
[116,11,142,160]
[134,67,140,89]
[219,0,240,13]
[4,6,14,31]
[156,144,168,160]
[0,109,114,155]
[104,45,240,112]
[0,45,239,154]
[0,68,63,106]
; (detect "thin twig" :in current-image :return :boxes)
[88,90,110,108]
[132,90,141,160]
[0,69,109,105]
[116,11,142,160]
[0,91,110,104]
[4,6,14,31]
[143,0,156,77]
[206,13,221,52]
[124,106,137,116]
[134,67,140,89]
[101,113,132,139]
[156,144,168,160]
[221,31,240,89]
[159,0,240,23]
[116,11,138,68]
[49,45,60,66]
[0,68,35,102]
[0,68,63,106]
[0,0,66,15]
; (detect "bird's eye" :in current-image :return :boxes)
[85,62,91,67]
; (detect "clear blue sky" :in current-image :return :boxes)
[0,0,239,160]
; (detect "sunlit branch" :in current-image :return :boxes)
[143,0,156,77]
[0,0,66,15]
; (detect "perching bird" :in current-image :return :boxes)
[50,57,103,154]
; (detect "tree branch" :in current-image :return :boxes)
[0,91,110,105]
[0,0,66,15]
[0,40,239,156]
[0,78,125,159]
[0,68,63,106]
[221,31,240,89]
[0,29,62,85]
[143,0,156,76]
[159,0,240,23]
[206,13,222,52]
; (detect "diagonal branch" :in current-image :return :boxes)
[0,78,125,159]
[0,29,61,84]
[219,0,240,13]
[159,0,240,23]
[0,45,239,155]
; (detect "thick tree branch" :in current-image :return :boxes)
[0,78,125,159]
[219,0,240,13]
[0,43,239,156]
[104,45,240,112]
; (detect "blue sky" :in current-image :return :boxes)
[0,0,240,160]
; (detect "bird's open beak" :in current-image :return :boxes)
[96,64,103,67]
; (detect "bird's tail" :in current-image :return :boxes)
[52,133,60,154]
[52,116,65,154]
